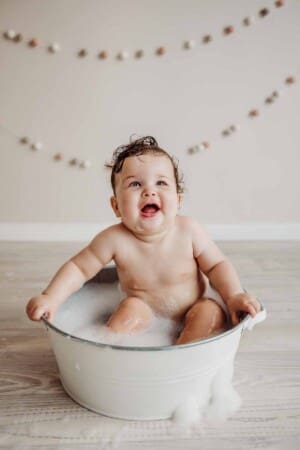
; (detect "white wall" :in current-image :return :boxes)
[0,0,300,239]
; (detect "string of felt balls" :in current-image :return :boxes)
[0,120,92,170]
[0,69,297,171]
[1,1,285,61]
[187,72,298,155]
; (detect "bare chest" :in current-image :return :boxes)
[115,239,195,288]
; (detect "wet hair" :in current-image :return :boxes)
[105,136,184,194]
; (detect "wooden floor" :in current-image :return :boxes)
[1,241,300,450]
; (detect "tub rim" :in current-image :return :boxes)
[42,301,265,352]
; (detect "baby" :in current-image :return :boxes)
[26,136,260,345]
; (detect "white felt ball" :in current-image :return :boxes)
[243,16,255,26]
[31,142,43,151]
[49,43,61,53]
[80,160,91,169]
[184,40,196,49]
[118,51,129,60]
[7,29,17,39]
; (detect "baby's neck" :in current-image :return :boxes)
[125,225,173,244]
[135,230,170,244]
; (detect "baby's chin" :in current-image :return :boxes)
[136,222,164,235]
[132,218,176,237]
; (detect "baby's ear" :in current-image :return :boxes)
[110,196,121,217]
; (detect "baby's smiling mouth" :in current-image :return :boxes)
[140,203,160,217]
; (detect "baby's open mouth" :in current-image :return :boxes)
[141,204,160,217]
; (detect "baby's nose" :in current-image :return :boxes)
[142,188,156,197]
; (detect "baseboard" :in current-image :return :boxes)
[207,223,300,240]
[0,222,300,241]
[0,222,110,242]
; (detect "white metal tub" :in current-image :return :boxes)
[43,266,266,420]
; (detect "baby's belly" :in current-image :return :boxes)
[121,274,206,320]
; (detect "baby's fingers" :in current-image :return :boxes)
[27,304,47,321]
[247,304,257,318]
[230,310,240,327]
[243,299,260,318]
[29,307,43,321]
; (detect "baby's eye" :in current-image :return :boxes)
[157,180,168,186]
[129,181,141,187]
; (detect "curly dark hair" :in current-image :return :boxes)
[105,136,184,194]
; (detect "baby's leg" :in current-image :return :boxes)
[107,297,154,333]
[176,298,227,345]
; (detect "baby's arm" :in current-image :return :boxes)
[190,219,260,325]
[26,228,115,321]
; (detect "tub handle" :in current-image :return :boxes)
[242,303,267,331]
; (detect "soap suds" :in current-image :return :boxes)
[205,359,242,422]
[172,396,202,424]
[54,282,181,347]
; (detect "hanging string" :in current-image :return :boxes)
[1,1,286,63]
[0,69,297,172]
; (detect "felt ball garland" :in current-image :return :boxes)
[1,1,286,63]
[0,69,298,167]
[187,71,297,155]
[0,0,295,169]
[14,132,92,170]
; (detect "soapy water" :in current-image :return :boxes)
[54,282,182,347]
[52,282,242,428]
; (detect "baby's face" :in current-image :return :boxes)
[111,154,181,237]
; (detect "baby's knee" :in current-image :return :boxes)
[176,299,227,345]
[120,296,145,310]
[185,298,226,326]
[119,297,152,317]
[107,296,153,333]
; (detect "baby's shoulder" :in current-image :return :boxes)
[176,215,205,234]
[176,216,211,247]
[92,223,126,242]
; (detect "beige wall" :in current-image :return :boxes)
[1,0,299,228]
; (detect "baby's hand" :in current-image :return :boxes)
[226,292,261,327]
[26,294,58,321]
